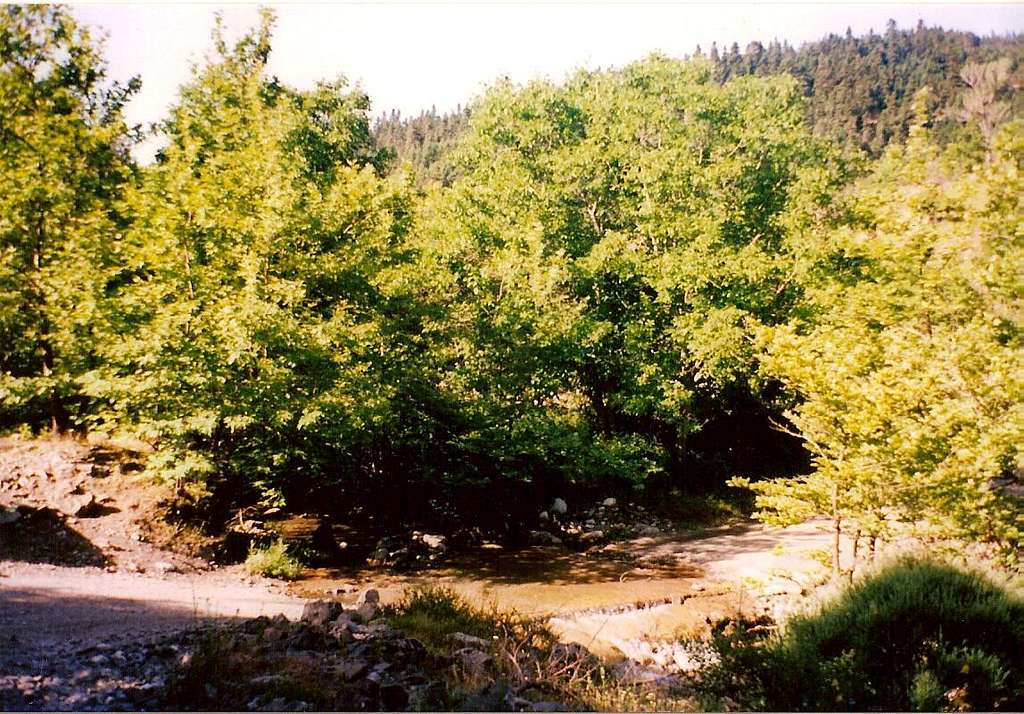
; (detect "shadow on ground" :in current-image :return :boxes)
[0,507,109,567]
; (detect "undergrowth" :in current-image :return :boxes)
[243,539,303,579]
[698,556,1024,711]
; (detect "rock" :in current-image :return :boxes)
[450,632,489,649]
[538,511,549,522]
[532,702,571,712]
[420,533,445,549]
[300,599,344,626]
[339,659,369,681]
[57,493,97,518]
[249,674,288,688]
[361,588,380,604]
[550,498,567,515]
[0,506,20,524]
[602,497,617,507]
[691,582,706,591]
[153,561,179,574]
[580,530,604,544]
[356,602,378,622]
[529,530,563,547]
[638,525,661,537]
[263,627,285,642]
[454,647,491,677]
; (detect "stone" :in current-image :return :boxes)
[538,510,549,521]
[638,525,661,537]
[532,702,571,712]
[300,599,344,626]
[454,647,491,677]
[450,632,489,649]
[153,561,178,574]
[420,533,445,549]
[361,588,380,604]
[550,498,567,515]
[529,530,562,547]
[0,506,20,524]
[601,497,617,507]
[339,659,369,681]
[356,602,378,622]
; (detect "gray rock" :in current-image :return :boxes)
[450,632,489,649]
[638,525,661,537]
[580,530,604,544]
[538,511,549,521]
[339,659,368,681]
[550,498,567,515]
[360,588,380,604]
[0,506,20,524]
[300,599,343,626]
[529,530,563,547]
[356,602,378,622]
[601,497,617,507]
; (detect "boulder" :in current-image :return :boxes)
[419,533,445,549]
[538,511,549,522]
[356,602,379,622]
[579,530,604,545]
[529,530,563,547]
[638,525,661,537]
[550,498,567,515]
[300,600,344,626]
[601,497,617,507]
[361,588,380,604]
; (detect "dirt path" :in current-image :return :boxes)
[1,436,846,671]
[0,562,306,669]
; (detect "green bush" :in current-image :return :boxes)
[700,557,1024,711]
[243,540,303,580]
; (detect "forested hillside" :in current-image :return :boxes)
[1,6,1021,565]
[711,20,1024,155]
[375,22,1024,175]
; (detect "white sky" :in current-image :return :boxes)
[72,2,1024,161]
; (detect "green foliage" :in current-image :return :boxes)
[736,93,1024,567]
[85,11,416,505]
[711,22,1024,156]
[385,586,543,651]
[243,539,302,580]
[410,55,849,501]
[700,557,1024,711]
[0,5,136,432]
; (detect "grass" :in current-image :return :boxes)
[698,555,1024,711]
[243,539,303,579]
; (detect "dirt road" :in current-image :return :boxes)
[0,562,306,669]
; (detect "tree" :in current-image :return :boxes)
[90,11,413,509]
[0,5,136,432]
[410,56,849,503]
[734,91,1024,572]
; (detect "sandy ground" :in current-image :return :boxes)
[0,562,306,668]
[0,436,846,669]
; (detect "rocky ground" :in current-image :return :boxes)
[1,436,840,711]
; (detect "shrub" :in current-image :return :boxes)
[699,556,1024,711]
[243,540,303,580]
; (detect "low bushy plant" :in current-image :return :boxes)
[699,556,1024,711]
[243,540,303,580]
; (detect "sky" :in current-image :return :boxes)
[73,2,1024,161]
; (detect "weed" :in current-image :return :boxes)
[243,539,302,579]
